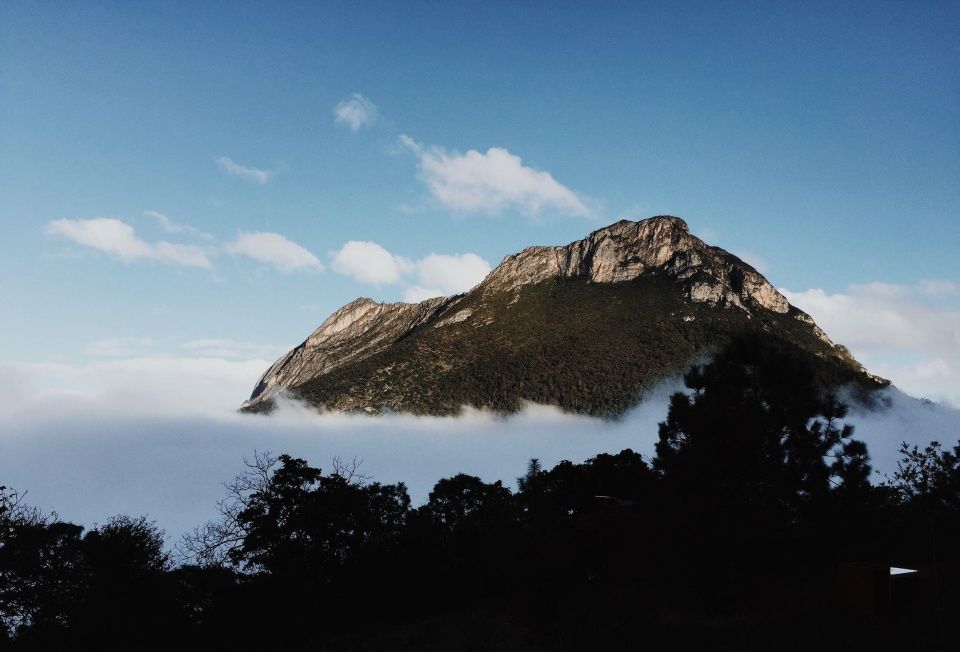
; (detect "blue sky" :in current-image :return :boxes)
[1,0,958,405]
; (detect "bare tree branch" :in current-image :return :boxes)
[331,456,371,485]
[175,450,279,568]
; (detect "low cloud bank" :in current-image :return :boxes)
[1,359,957,544]
[783,281,960,407]
[843,388,960,476]
[0,386,675,544]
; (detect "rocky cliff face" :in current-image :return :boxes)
[482,216,790,313]
[243,216,880,415]
[245,295,456,405]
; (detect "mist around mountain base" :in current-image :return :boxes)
[1,372,955,544]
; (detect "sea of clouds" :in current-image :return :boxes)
[1,358,957,545]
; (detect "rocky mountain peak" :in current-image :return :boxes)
[242,215,875,414]
[592,214,690,238]
[481,215,787,316]
[482,215,694,292]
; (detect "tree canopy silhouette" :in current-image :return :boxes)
[655,335,871,516]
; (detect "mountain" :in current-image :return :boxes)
[242,216,885,416]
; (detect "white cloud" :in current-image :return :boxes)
[333,93,379,130]
[215,156,274,184]
[399,135,593,217]
[86,337,156,358]
[414,253,491,295]
[144,211,213,240]
[47,218,213,269]
[331,241,491,298]
[783,280,960,407]
[6,356,270,419]
[917,279,960,297]
[403,285,444,302]
[226,232,324,272]
[330,240,412,285]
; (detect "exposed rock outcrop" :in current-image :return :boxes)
[243,295,456,407]
[485,216,790,315]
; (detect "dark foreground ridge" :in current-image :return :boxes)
[242,216,886,416]
[3,336,957,650]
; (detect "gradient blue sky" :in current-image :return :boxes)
[1,0,958,405]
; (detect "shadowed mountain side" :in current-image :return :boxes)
[243,216,885,416]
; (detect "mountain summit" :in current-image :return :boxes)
[243,216,884,415]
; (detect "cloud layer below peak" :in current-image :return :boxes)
[783,280,960,407]
[2,353,956,549]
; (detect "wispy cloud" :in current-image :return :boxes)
[47,218,213,269]
[732,250,769,274]
[86,337,285,361]
[399,135,593,218]
[333,93,379,130]
[215,156,275,184]
[225,232,324,272]
[86,337,156,358]
[143,211,213,240]
[783,280,960,407]
[330,241,491,299]
[181,339,287,360]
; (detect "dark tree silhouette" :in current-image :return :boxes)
[654,335,870,515]
[0,499,181,648]
[229,454,410,578]
[423,474,515,534]
[890,440,960,511]
[516,457,542,492]
[178,450,279,567]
